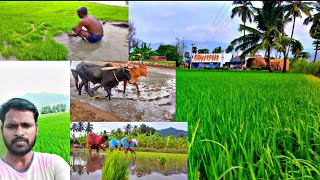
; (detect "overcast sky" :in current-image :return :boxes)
[130,1,316,50]
[0,61,70,104]
[71,122,188,137]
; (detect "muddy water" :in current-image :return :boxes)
[70,149,187,180]
[54,22,128,61]
[70,66,176,122]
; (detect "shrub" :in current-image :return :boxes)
[292,58,320,77]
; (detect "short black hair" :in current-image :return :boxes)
[102,135,108,141]
[77,7,88,15]
[0,98,39,124]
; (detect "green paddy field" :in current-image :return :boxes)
[0,1,128,60]
[177,69,320,179]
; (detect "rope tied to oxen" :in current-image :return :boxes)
[113,70,120,83]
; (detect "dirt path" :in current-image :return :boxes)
[70,65,176,122]
[54,22,128,61]
[70,99,119,122]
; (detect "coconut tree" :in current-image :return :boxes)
[84,122,93,134]
[230,1,283,72]
[273,34,303,72]
[283,1,315,57]
[77,122,85,137]
[70,123,78,140]
[123,123,132,135]
[231,0,255,67]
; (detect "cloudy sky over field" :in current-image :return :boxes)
[130,1,316,49]
[0,61,70,104]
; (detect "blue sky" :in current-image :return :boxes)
[130,1,316,51]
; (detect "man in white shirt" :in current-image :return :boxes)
[0,98,70,180]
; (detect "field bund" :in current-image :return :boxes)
[177,70,320,179]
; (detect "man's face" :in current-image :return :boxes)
[1,109,38,157]
[77,13,83,18]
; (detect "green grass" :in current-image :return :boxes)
[132,151,188,173]
[177,69,320,179]
[0,112,70,163]
[0,1,128,60]
[102,151,130,180]
[33,112,70,164]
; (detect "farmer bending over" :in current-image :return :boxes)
[121,137,138,154]
[86,132,108,154]
[108,139,121,152]
[68,7,104,43]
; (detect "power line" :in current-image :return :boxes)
[209,17,233,42]
[200,1,227,42]
[203,2,233,42]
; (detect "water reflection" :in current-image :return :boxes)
[70,149,187,180]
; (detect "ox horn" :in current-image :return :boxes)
[101,67,120,71]
[140,60,144,65]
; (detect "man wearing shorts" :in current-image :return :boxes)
[68,7,104,43]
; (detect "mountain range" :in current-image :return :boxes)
[156,127,188,137]
[19,92,70,111]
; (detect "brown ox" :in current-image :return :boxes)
[111,61,148,95]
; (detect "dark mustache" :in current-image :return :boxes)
[11,137,29,144]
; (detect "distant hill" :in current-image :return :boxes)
[157,127,188,137]
[19,92,70,111]
[134,38,230,53]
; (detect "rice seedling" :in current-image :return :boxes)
[176,69,320,179]
[102,151,130,180]
[0,1,128,60]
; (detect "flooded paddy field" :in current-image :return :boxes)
[70,149,187,180]
[54,22,128,61]
[70,65,176,122]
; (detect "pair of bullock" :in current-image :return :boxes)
[72,61,148,100]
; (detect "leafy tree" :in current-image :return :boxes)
[198,49,209,54]
[129,42,153,61]
[212,47,222,53]
[230,1,283,71]
[231,0,255,67]
[85,122,93,134]
[283,1,315,57]
[70,123,78,139]
[124,124,132,135]
[77,122,85,137]
[297,51,311,59]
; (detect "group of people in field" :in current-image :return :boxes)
[85,132,138,154]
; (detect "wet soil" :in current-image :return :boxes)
[54,22,128,61]
[70,64,176,122]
